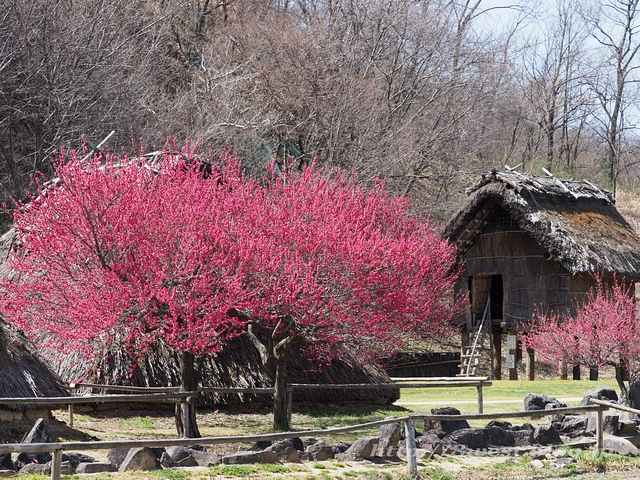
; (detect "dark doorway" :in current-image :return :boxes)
[490,274,503,320]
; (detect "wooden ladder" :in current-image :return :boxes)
[458,298,490,377]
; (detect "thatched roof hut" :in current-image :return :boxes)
[0,228,398,407]
[443,169,640,379]
[0,316,69,422]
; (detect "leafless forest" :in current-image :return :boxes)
[3,0,640,228]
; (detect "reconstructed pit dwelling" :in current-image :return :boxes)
[444,169,640,380]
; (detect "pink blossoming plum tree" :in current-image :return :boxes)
[525,277,640,407]
[2,143,460,433]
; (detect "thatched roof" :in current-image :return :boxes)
[0,316,69,409]
[45,336,398,406]
[443,169,640,277]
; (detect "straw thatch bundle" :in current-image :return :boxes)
[0,316,69,420]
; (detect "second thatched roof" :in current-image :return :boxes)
[443,169,640,278]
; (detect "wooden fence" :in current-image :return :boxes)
[0,403,609,480]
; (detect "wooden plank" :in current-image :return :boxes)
[0,392,196,405]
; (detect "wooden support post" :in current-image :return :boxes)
[573,365,581,380]
[182,402,191,439]
[590,367,599,381]
[477,385,483,414]
[492,331,502,380]
[596,408,603,459]
[526,347,535,381]
[68,404,74,429]
[405,419,418,477]
[559,362,568,380]
[286,388,293,425]
[508,334,517,380]
[51,449,63,480]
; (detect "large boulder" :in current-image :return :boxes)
[222,451,278,464]
[485,425,515,447]
[76,462,118,474]
[166,446,198,467]
[581,386,618,406]
[189,449,222,467]
[524,393,566,411]
[603,435,640,456]
[264,440,301,463]
[106,441,131,468]
[443,428,489,450]
[415,432,443,454]
[65,453,97,470]
[429,407,471,435]
[0,454,12,471]
[552,415,588,438]
[335,436,379,461]
[119,447,158,472]
[587,411,619,435]
[376,419,401,457]
[533,425,562,445]
[304,440,334,461]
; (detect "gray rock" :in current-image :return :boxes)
[65,452,97,469]
[556,456,576,465]
[443,428,489,450]
[18,463,50,475]
[530,459,545,469]
[59,461,73,475]
[533,425,562,445]
[18,418,52,466]
[23,418,51,444]
[0,470,15,478]
[189,449,221,467]
[603,435,640,456]
[166,446,198,467]
[524,393,566,411]
[429,407,470,435]
[376,419,401,457]
[415,432,443,454]
[582,386,618,406]
[222,450,279,465]
[335,436,379,461]
[265,440,300,463]
[513,429,534,446]
[0,454,12,471]
[119,447,158,472]
[159,452,173,468]
[587,411,619,435]
[76,462,118,473]
[552,415,588,438]
[222,451,278,464]
[106,441,131,468]
[486,425,515,447]
[305,440,334,461]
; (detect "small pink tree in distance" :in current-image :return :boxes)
[2,142,461,433]
[525,275,640,406]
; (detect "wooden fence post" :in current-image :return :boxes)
[286,388,293,425]
[182,401,191,439]
[404,419,418,477]
[51,448,63,480]
[477,385,483,414]
[596,408,603,458]
[68,404,74,429]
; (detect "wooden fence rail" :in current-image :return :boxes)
[0,404,608,480]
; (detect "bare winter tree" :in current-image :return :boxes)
[517,0,591,172]
[0,0,170,226]
[584,0,640,194]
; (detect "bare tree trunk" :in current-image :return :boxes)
[175,350,201,438]
[272,354,290,431]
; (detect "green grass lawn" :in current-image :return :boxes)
[397,379,620,414]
